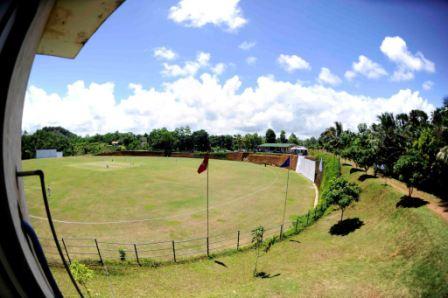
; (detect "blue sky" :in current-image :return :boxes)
[25,0,447,137]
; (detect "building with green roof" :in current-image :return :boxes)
[257,143,296,153]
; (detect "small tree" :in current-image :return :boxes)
[119,248,126,261]
[251,226,264,276]
[251,226,277,277]
[393,151,426,197]
[323,177,361,222]
[70,260,94,296]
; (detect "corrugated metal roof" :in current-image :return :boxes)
[258,143,295,148]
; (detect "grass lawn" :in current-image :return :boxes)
[22,156,315,262]
[51,163,448,297]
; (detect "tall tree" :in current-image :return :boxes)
[279,130,287,143]
[265,129,276,143]
[192,129,210,152]
[148,128,176,155]
[288,133,299,144]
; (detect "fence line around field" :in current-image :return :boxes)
[41,200,331,266]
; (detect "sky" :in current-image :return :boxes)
[24,0,448,138]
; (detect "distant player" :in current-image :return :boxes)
[47,185,51,197]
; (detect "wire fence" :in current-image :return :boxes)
[41,201,331,266]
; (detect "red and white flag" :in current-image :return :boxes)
[197,154,209,174]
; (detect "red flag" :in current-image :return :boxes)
[197,154,209,174]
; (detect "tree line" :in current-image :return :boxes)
[21,127,306,159]
[317,98,448,199]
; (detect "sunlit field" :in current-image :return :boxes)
[51,164,448,297]
[22,156,315,261]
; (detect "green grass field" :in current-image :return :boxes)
[22,155,315,261]
[51,163,448,297]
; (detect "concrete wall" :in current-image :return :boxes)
[296,156,316,182]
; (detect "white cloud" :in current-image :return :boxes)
[246,56,257,65]
[345,55,387,80]
[422,80,434,91]
[318,67,341,86]
[162,51,210,77]
[153,47,177,61]
[239,41,256,50]
[211,63,226,75]
[168,0,247,31]
[23,76,434,138]
[277,54,311,72]
[380,36,435,81]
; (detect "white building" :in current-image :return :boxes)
[36,149,63,159]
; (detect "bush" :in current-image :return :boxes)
[69,260,94,295]
[118,248,126,261]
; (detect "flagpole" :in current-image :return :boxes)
[281,166,290,227]
[206,157,210,257]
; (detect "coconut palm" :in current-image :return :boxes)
[437,146,448,163]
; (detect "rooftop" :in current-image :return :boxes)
[258,143,296,148]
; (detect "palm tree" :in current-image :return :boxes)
[437,146,448,163]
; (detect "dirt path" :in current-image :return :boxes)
[378,176,448,223]
[341,158,448,223]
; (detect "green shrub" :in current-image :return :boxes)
[69,260,94,296]
[119,248,126,261]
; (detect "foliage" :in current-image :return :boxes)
[323,177,360,222]
[192,130,210,152]
[22,125,307,158]
[279,130,287,143]
[251,226,264,277]
[148,128,176,155]
[119,248,126,261]
[288,133,299,144]
[265,129,276,143]
[436,146,448,163]
[69,260,94,295]
[393,151,427,197]
[316,104,448,197]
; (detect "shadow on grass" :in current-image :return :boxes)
[254,272,281,279]
[358,174,377,182]
[439,201,448,212]
[396,196,428,208]
[289,239,301,244]
[214,260,227,268]
[350,168,364,174]
[329,218,364,236]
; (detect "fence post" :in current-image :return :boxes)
[306,211,310,225]
[237,230,240,251]
[171,241,176,263]
[61,237,71,264]
[94,239,103,265]
[206,237,210,257]
[279,224,284,240]
[134,244,141,266]
[294,218,299,233]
